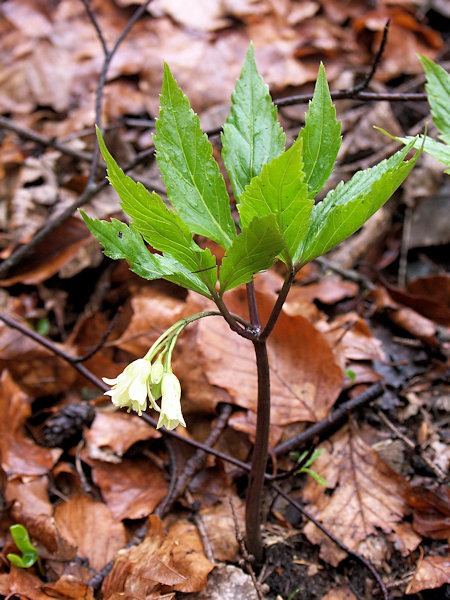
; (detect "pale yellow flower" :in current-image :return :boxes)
[156,372,186,430]
[103,358,152,416]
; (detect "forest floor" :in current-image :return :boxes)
[0,1,448,599]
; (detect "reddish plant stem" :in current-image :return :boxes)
[260,269,294,340]
[245,339,271,564]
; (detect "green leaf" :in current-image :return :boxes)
[238,136,313,265]
[419,55,450,145]
[300,63,342,198]
[153,64,236,249]
[80,212,213,297]
[221,43,285,201]
[7,525,38,569]
[296,139,420,266]
[376,127,450,174]
[219,214,285,293]
[96,128,217,292]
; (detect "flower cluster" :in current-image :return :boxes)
[103,320,187,430]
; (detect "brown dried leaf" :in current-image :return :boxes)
[373,286,437,344]
[112,286,188,356]
[290,279,358,305]
[102,515,214,598]
[0,371,61,477]
[320,587,357,600]
[387,275,450,327]
[54,494,126,572]
[5,476,76,560]
[41,575,95,600]
[325,313,385,362]
[406,485,450,540]
[199,495,245,563]
[0,217,90,286]
[0,301,77,396]
[90,457,169,521]
[7,566,51,600]
[199,288,342,424]
[406,555,450,594]
[85,411,160,459]
[303,424,410,566]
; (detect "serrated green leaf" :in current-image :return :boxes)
[296,139,420,266]
[153,64,236,249]
[376,128,450,174]
[80,212,212,297]
[300,63,342,198]
[221,43,285,201]
[419,55,450,145]
[96,128,217,292]
[238,136,313,265]
[219,214,285,293]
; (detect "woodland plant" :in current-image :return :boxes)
[82,43,421,562]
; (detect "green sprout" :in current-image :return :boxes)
[7,524,42,573]
[292,448,328,487]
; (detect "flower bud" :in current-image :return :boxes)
[156,372,186,430]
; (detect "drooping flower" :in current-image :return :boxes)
[103,358,152,416]
[157,372,186,430]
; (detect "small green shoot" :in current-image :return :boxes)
[292,448,328,487]
[7,524,40,571]
[345,368,356,383]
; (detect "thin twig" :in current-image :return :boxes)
[346,20,391,96]
[0,311,105,390]
[376,410,446,480]
[230,497,265,600]
[185,489,215,562]
[315,256,376,291]
[272,382,385,459]
[87,0,154,187]
[157,403,233,517]
[80,0,109,56]
[72,310,120,363]
[271,483,389,600]
[0,115,93,163]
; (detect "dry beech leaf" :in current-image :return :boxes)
[303,424,411,566]
[387,274,450,327]
[199,495,245,563]
[102,515,215,598]
[112,286,190,356]
[373,286,437,344]
[5,476,76,560]
[54,494,126,572]
[7,566,51,600]
[290,279,358,305]
[388,522,422,557]
[85,411,161,459]
[406,555,450,594]
[0,217,91,286]
[41,575,95,600]
[228,409,283,448]
[0,316,77,396]
[325,312,385,362]
[406,485,450,540]
[0,371,61,477]
[89,457,169,521]
[320,587,357,600]
[199,287,342,425]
